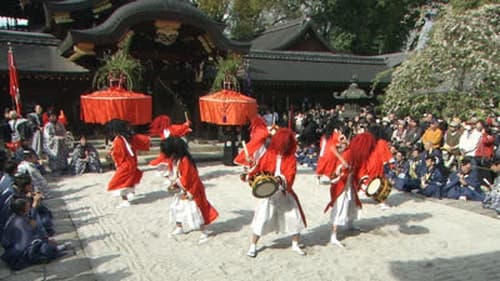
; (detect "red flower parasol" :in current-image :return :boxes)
[80,86,152,125]
[199,89,257,125]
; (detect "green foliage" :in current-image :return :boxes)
[211,55,243,91]
[450,0,498,12]
[382,4,500,119]
[192,0,231,22]
[314,0,428,55]
[92,33,143,91]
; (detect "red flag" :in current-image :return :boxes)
[8,44,22,115]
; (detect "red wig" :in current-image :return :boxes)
[250,115,267,132]
[149,115,171,136]
[268,128,297,156]
[347,132,376,174]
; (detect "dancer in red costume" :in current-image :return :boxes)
[245,128,307,257]
[324,132,376,247]
[360,125,395,210]
[106,119,150,208]
[316,119,348,185]
[233,115,269,168]
[161,137,218,243]
[148,115,192,170]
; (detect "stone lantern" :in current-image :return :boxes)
[333,75,374,119]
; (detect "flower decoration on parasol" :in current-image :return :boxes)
[80,82,152,125]
[199,89,257,125]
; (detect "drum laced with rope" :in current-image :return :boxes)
[248,172,279,198]
[365,177,392,203]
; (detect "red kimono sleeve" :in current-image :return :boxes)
[131,134,151,151]
[281,155,297,192]
[111,137,127,166]
[169,123,192,137]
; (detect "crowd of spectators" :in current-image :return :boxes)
[290,104,500,215]
[0,105,89,270]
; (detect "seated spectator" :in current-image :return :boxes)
[14,138,45,174]
[418,155,445,198]
[0,174,54,240]
[420,118,442,149]
[69,135,102,175]
[458,121,481,158]
[17,150,49,195]
[296,143,318,169]
[482,158,500,215]
[1,197,69,270]
[443,157,485,201]
[391,120,407,146]
[419,141,443,173]
[387,148,420,192]
[0,160,17,195]
[442,118,462,156]
[403,116,422,149]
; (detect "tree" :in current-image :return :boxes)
[310,0,428,55]
[191,0,231,23]
[382,4,500,119]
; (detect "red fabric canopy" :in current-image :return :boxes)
[199,89,257,125]
[80,86,152,125]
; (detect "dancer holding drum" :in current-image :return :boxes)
[234,115,269,168]
[324,132,376,247]
[245,128,307,257]
[161,137,218,243]
[360,125,395,210]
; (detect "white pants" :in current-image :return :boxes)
[251,190,305,236]
[330,185,359,227]
[170,194,204,232]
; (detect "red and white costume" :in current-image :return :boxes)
[247,130,306,236]
[316,131,341,179]
[359,139,394,183]
[108,134,150,196]
[149,115,192,169]
[169,156,218,231]
[324,133,376,227]
[233,116,269,167]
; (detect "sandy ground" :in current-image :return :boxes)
[17,163,500,281]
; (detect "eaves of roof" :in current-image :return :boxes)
[59,0,250,54]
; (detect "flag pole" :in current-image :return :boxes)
[7,42,21,116]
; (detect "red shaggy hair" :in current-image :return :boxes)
[347,132,376,173]
[149,115,171,136]
[250,115,267,132]
[268,128,297,156]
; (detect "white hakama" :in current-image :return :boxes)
[168,160,204,232]
[251,190,305,236]
[250,156,305,236]
[329,174,359,226]
[169,194,204,232]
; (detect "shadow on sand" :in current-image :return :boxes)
[390,250,500,281]
[210,210,254,236]
[266,212,433,251]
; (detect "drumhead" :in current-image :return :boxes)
[253,182,278,198]
[366,178,381,195]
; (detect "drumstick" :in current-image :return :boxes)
[184,111,189,122]
[483,178,492,186]
[242,140,250,158]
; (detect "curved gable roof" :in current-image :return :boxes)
[251,18,334,52]
[60,0,249,54]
